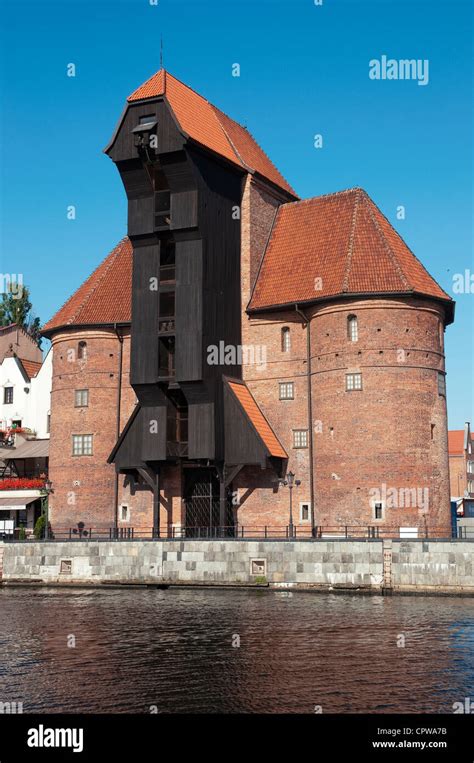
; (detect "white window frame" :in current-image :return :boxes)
[120,504,130,523]
[348,315,358,342]
[279,382,294,400]
[299,501,311,523]
[74,389,89,407]
[281,327,291,353]
[293,429,308,448]
[72,434,93,456]
[346,373,362,391]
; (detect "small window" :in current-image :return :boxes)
[78,341,87,360]
[47,413,51,434]
[74,389,89,407]
[158,336,175,378]
[159,290,175,318]
[281,327,291,353]
[437,372,446,397]
[279,382,294,400]
[72,434,93,456]
[346,373,362,391]
[468,461,474,474]
[120,504,130,522]
[300,502,311,522]
[347,315,358,342]
[12,420,21,429]
[293,429,308,448]
[139,114,155,125]
[374,502,383,520]
[159,242,175,284]
[3,387,13,404]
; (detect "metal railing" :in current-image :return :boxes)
[3,524,460,542]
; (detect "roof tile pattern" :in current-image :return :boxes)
[42,238,132,334]
[19,359,42,379]
[227,380,287,459]
[127,69,295,196]
[249,188,451,311]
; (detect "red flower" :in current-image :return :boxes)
[0,477,46,490]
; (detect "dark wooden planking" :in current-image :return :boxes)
[223,381,268,467]
[107,100,184,163]
[175,238,202,381]
[130,244,160,391]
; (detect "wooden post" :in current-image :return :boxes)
[219,475,226,535]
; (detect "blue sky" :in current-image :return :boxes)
[0,0,472,427]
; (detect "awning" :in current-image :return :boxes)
[0,496,38,511]
[4,439,49,459]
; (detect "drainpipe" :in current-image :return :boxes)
[294,304,315,535]
[113,324,124,530]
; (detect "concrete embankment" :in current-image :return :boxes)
[1,538,473,594]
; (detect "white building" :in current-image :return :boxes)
[0,347,52,536]
[0,349,52,439]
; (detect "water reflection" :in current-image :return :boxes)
[0,587,472,714]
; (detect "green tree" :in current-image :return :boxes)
[0,283,42,347]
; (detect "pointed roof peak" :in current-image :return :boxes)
[249,188,453,320]
[124,69,296,197]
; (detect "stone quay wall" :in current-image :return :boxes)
[1,538,474,594]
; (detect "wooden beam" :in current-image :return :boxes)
[224,464,243,488]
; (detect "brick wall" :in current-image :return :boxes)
[48,328,154,530]
[239,295,451,534]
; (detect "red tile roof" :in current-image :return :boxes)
[42,238,132,335]
[18,359,42,379]
[448,429,474,455]
[127,69,296,197]
[227,379,287,459]
[249,188,453,317]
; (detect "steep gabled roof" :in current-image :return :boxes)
[248,188,453,321]
[42,238,132,336]
[126,69,296,197]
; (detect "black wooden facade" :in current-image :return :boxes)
[106,94,286,532]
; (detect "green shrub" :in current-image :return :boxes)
[18,525,26,541]
[33,514,46,539]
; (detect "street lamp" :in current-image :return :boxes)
[278,471,301,538]
[41,479,53,540]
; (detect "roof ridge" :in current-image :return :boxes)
[71,237,129,324]
[213,105,297,195]
[44,236,129,329]
[362,192,411,290]
[342,189,362,292]
[365,194,451,301]
[211,105,252,172]
[283,186,364,208]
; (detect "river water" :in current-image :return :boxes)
[0,587,472,714]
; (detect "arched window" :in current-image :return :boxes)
[281,326,291,353]
[347,315,358,342]
[78,341,87,360]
